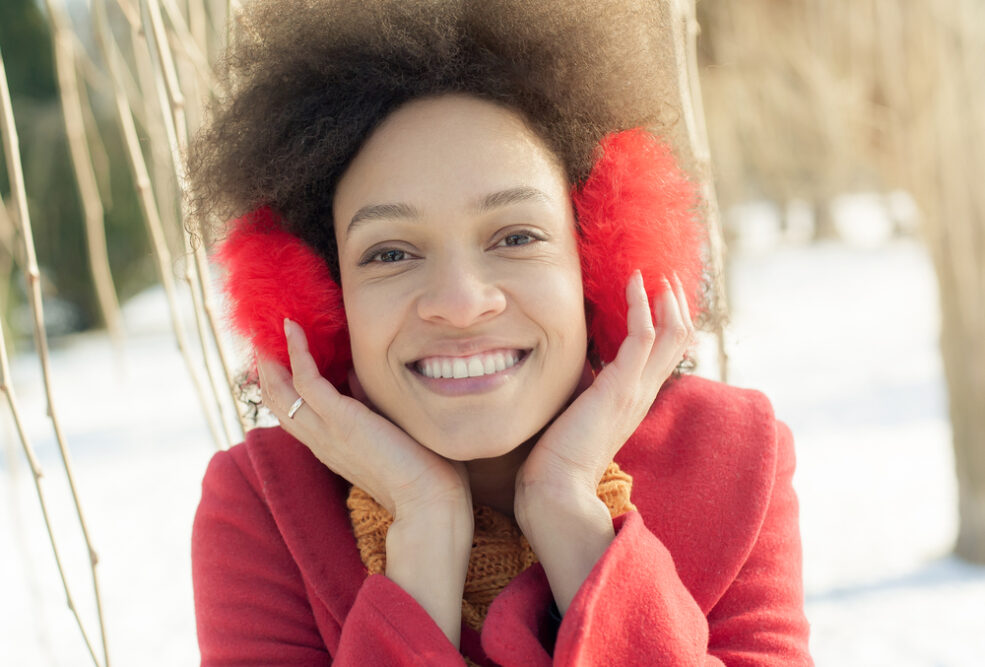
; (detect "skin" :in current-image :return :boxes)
[256,94,695,648]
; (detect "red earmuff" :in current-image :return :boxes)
[215,206,351,388]
[573,128,706,366]
[216,128,704,387]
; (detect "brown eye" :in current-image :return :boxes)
[376,249,407,262]
[358,247,411,265]
[499,232,536,247]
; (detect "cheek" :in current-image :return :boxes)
[525,259,588,354]
[342,285,404,388]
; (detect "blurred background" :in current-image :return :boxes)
[1,0,983,665]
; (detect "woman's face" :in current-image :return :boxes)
[333,94,587,461]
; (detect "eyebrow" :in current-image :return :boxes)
[346,202,419,236]
[346,186,552,237]
[474,186,552,213]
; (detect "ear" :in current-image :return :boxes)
[215,207,352,388]
[573,129,706,366]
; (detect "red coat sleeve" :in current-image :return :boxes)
[481,419,812,666]
[192,449,466,666]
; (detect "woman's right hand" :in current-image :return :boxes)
[257,318,471,517]
[257,318,473,647]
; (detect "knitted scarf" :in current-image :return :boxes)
[346,461,636,632]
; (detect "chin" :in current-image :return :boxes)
[411,418,545,462]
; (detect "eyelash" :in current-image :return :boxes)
[358,229,543,266]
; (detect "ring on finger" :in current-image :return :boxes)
[287,396,305,419]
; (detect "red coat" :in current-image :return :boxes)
[192,374,812,665]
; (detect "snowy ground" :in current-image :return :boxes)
[2,220,984,665]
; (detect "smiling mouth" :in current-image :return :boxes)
[410,349,530,379]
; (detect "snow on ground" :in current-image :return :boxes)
[2,226,983,665]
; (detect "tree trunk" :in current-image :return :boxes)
[940,261,985,561]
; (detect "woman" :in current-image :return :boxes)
[189,1,812,665]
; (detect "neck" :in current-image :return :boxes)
[464,437,537,518]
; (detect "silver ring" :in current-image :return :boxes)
[287,396,305,419]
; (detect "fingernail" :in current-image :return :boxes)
[283,318,292,339]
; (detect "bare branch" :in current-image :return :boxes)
[0,44,108,667]
[93,0,229,450]
[46,0,125,347]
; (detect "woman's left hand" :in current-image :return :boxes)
[514,270,695,612]
[517,269,694,496]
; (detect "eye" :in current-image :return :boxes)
[359,247,412,265]
[376,248,407,262]
[497,231,538,247]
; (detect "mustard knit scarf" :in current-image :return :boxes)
[347,461,636,633]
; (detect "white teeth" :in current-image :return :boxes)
[416,350,525,379]
[482,356,497,375]
[493,353,506,372]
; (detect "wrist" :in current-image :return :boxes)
[386,503,474,648]
[513,471,598,529]
[388,497,474,554]
[514,483,614,615]
[514,480,611,536]
[391,473,471,521]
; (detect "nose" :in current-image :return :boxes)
[416,257,507,328]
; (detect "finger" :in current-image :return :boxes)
[641,275,689,385]
[284,318,340,408]
[256,352,295,415]
[671,273,695,335]
[258,355,330,446]
[609,270,656,377]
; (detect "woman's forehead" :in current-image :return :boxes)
[334,96,569,208]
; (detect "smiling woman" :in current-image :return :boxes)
[186,1,812,665]
[335,96,587,463]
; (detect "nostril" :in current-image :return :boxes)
[417,281,507,327]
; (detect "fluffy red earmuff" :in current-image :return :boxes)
[573,128,705,365]
[216,128,704,387]
[215,207,351,388]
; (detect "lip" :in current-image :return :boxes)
[408,349,530,397]
[409,337,531,360]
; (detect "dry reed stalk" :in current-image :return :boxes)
[699,0,985,561]
[698,0,862,225]
[127,17,184,257]
[187,0,208,60]
[112,0,142,32]
[76,59,115,208]
[671,0,730,382]
[143,6,241,447]
[0,319,103,667]
[45,0,125,347]
[160,0,218,99]
[226,0,240,56]
[864,0,985,560]
[70,32,114,98]
[93,0,227,450]
[0,196,18,316]
[0,47,109,667]
[922,0,985,561]
[142,0,247,439]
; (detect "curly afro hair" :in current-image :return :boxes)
[186,0,681,279]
